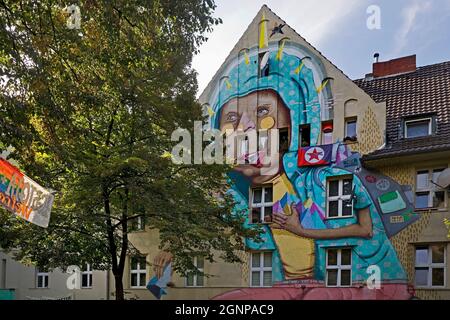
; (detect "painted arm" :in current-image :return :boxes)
[153,251,173,279]
[273,203,373,240]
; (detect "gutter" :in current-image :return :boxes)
[363,145,450,162]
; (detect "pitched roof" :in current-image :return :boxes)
[199,5,373,104]
[354,61,450,160]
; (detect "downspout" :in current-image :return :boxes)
[106,268,110,300]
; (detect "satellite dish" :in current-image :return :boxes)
[260,51,270,71]
[437,168,450,188]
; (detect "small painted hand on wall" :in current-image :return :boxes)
[273,203,373,240]
[153,251,173,279]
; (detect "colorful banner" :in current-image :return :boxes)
[0,158,54,228]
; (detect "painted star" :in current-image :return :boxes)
[307,148,323,161]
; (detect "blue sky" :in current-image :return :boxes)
[193,0,450,94]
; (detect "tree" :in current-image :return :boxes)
[0,0,260,300]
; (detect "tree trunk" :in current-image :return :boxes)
[103,184,124,300]
[114,272,124,300]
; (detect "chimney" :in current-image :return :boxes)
[373,54,416,78]
[373,53,380,63]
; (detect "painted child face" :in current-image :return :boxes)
[219,90,291,185]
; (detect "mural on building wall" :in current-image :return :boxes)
[204,13,420,300]
[147,263,173,300]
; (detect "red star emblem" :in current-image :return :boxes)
[307,148,323,161]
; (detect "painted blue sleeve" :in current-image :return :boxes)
[353,180,372,210]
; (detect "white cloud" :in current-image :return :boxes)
[193,0,366,95]
[392,0,431,55]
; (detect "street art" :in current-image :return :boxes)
[202,14,420,300]
[147,263,173,300]
[0,157,54,228]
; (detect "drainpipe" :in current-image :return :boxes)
[106,268,110,300]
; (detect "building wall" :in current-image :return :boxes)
[119,6,448,301]
[118,230,248,300]
[199,6,386,153]
[0,250,108,300]
[124,6,405,300]
[376,159,450,300]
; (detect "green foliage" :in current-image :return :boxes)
[0,0,259,299]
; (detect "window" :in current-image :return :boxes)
[186,256,204,287]
[415,245,446,288]
[326,248,352,287]
[240,136,249,162]
[81,264,93,288]
[130,256,147,288]
[300,125,311,147]
[415,168,447,209]
[345,118,357,141]
[130,216,145,232]
[279,128,289,153]
[258,51,270,78]
[36,269,49,288]
[251,186,273,223]
[258,130,268,150]
[327,176,353,218]
[322,121,333,145]
[250,252,272,287]
[237,134,252,165]
[405,118,432,138]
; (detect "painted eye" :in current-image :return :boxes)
[257,106,270,117]
[226,112,238,122]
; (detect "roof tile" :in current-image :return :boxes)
[354,61,450,160]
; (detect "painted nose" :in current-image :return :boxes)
[237,112,256,132]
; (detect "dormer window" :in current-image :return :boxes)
[405,117,432,138]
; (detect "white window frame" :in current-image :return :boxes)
[36,269,49,289]
[240,136,249,161]
[415,245,447,288]
[135,216,145,231]
[250,252,273,288]
[81,264,93,289]
[345,118,358,139]
[321,122,334,145]
[238,132,258,165]
[258,130,269,151]
[129,215,145,232]
[326,176,353,219]
[415,168,448,209]
[322,131,333,145]
[185,256,204,288]
[405,118,432,138]
[250,186,273,224]
[326,248,352,287]
[130,256,147,288]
